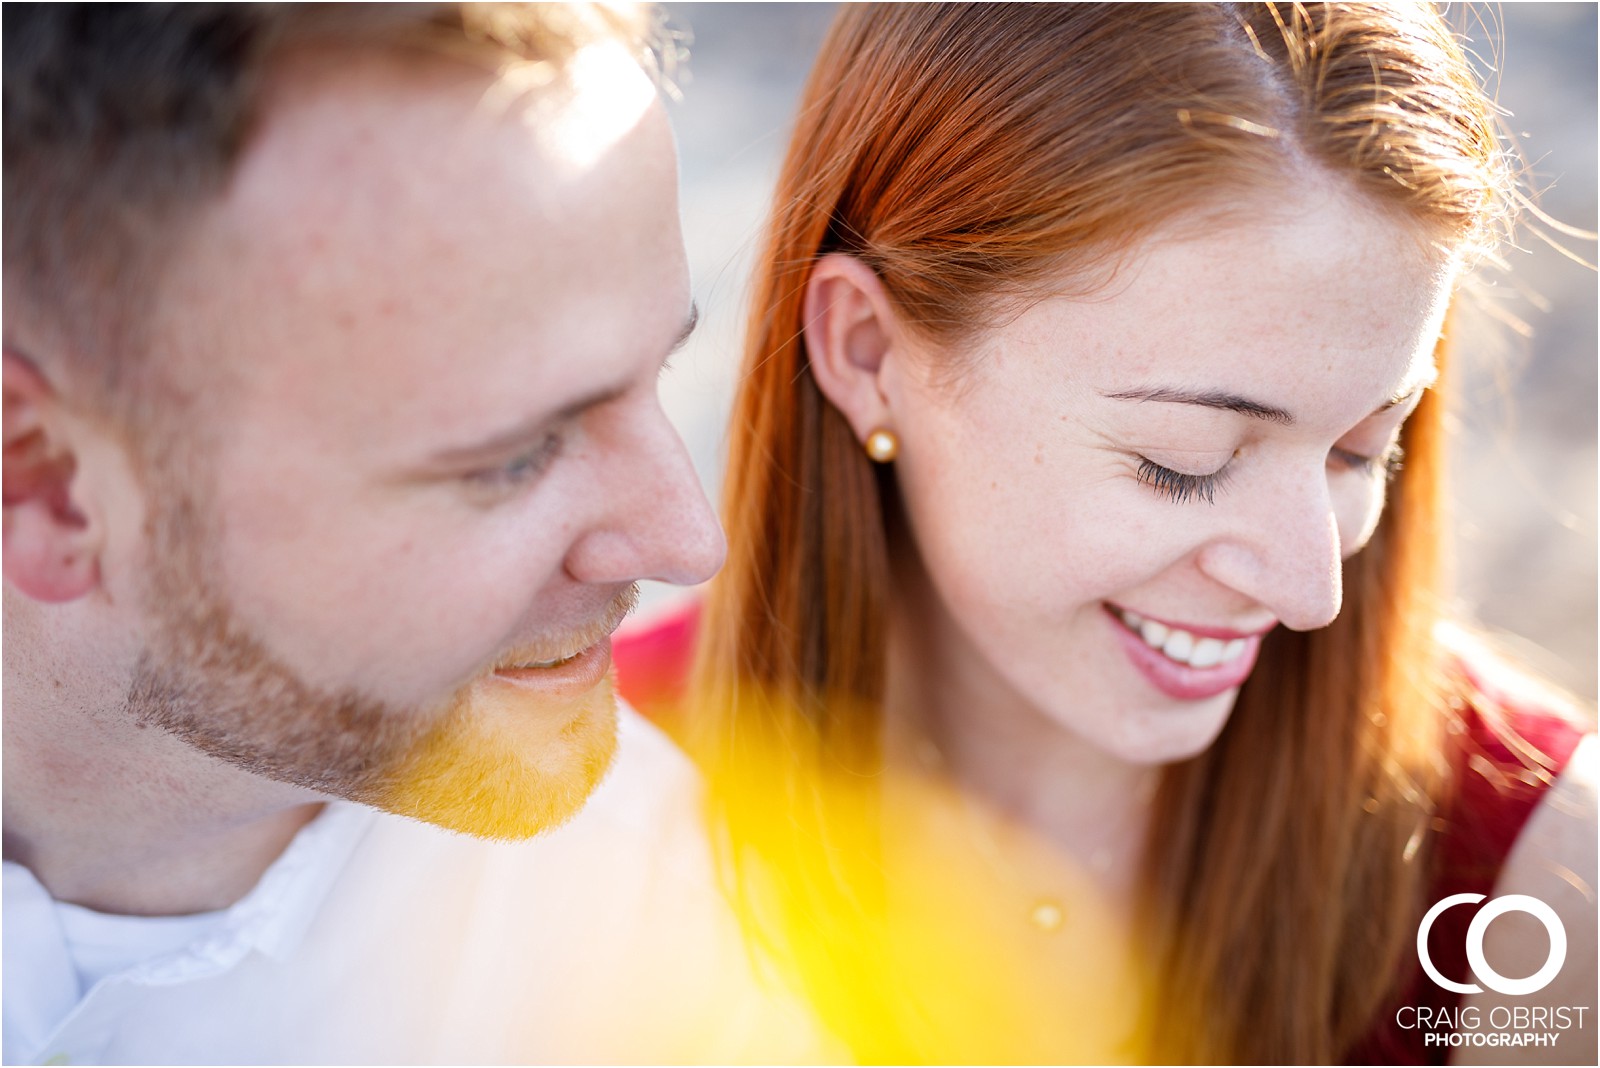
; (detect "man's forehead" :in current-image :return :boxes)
[154,38,686,464]
[235,39,658,237]
[485,41,661,175]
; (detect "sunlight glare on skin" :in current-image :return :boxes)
[475,40,656,176]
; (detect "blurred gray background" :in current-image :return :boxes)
[638,3,1598,702]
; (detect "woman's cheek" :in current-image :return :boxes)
[1335,477,1388,559]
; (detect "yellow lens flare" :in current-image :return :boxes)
[695,687,1163,1064]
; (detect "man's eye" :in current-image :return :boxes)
[465,435,562,493]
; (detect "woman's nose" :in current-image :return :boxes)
[1195,477,1344,633]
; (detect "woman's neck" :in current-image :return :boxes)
[883,561,1162,898]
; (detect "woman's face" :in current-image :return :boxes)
[885,186,1457,765]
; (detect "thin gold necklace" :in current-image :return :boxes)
[905,736,1072,933]
[904,733,1150,933]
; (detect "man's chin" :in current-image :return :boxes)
[376,676,621,840]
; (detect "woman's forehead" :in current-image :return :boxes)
[952,192,1453,424]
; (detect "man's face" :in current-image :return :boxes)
[117,42,723,837]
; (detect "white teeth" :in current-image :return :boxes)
[520,652,579,670]
[1115,608,1250,670]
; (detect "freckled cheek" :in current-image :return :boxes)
[899,425,1036,559]
[901,455,1139,630]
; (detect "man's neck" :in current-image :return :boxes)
[4,644,326,916]
[4,796,323,916]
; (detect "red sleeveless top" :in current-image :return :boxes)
[1344,663,1586,1064]
[614,605,1587,1064]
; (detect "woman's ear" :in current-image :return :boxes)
[802,253,904,443]
[3,350,102,603]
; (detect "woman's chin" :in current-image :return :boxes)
[1062,692,1240,767]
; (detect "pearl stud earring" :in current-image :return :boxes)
[864,427,899,463]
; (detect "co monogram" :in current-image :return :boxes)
[1418,894,1567,996]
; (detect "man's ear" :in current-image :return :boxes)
[802,254,904,443]
[3,350,101,602]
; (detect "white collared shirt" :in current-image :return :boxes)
[3,708,828,1065]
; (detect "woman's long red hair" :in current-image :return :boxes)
[693,4,1516,1061]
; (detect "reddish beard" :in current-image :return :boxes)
[124,475,626,839]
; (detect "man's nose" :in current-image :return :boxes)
[563,409,726,588]
[1195,473,1344,633]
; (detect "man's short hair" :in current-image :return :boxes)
[3,2,661,428]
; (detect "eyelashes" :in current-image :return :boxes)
[464,433,563,494]
[1333,441,1405,481]
[1136,443,1404,506]
[1135,458,1228,505]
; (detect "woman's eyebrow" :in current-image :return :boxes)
[1100,387,1295,425]
[1102,367,1437,425]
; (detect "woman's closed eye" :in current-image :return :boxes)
[1330,440,1404,480]
[1136,437,1405,506]
[1135,457,1231,505]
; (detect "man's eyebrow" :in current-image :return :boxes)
[422,303,700,468]
[1101,386,1296,425]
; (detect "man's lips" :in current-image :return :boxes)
[486,636,613,700]
[480,587,637,702]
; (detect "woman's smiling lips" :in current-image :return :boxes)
[1103,604,1273,701]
